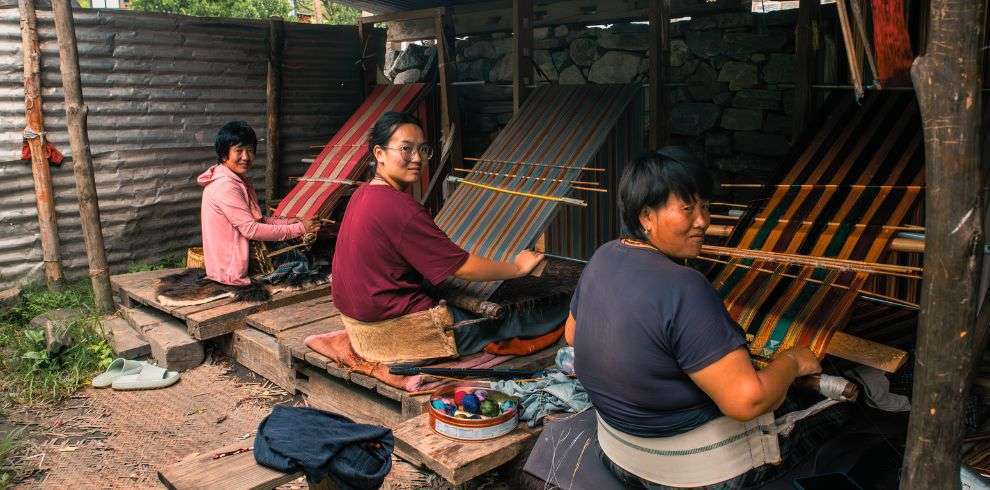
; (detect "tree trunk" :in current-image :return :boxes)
[51,0,114,313]
[19,0,64,288]
[901,0,988,488]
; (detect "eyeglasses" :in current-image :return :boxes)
[380,144,434,160]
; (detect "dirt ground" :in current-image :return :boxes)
[2,354,480,489]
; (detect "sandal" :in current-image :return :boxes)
[92,358,147,388]
[111,364,181,391]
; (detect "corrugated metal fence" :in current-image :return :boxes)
[0,6,361,289]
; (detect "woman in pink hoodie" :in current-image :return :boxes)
[198,121,319,286]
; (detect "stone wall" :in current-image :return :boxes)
[381,8,803,182]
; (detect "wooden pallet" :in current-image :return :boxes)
[110,268,330,340]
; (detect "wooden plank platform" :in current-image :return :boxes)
[246,296,338,335]
[393,413,536,485]
[110,268,330,340]
[158,439,301,490]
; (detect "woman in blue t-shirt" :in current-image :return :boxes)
[566,148,831,489]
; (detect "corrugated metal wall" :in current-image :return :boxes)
[0,6,361,289]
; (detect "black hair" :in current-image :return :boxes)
[215,121,258,163]
[368,111,424,154]
[618,147,714,241]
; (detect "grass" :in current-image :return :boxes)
[127,252,185,273]
[0,282,114,412]
[0,426,27,489]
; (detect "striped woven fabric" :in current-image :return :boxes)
[435,84,641,300]
[274,83,427,220]
[706,92,925,360]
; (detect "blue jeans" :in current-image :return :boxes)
[448,301,569,355]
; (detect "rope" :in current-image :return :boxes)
[446,176,587,207]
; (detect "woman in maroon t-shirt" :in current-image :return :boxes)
[331,112,568,355]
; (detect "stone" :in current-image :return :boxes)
[598,29,649,51]
[458,58,493,82]
[567,27,600,42]
[713,92,734,107]
[669,20,685,38]
[721,30,789,60]
[492,38,514,56]
[720,108,764,131]
[669,87,689,104]
[536,37,566,50]
[751,53,767,63]
[685,29,721,59]
[718,61,758,90]
[383,50,399,79]
[764,113,792,134]
[393,68,422,84]
[490,55,513,82]
[0,287,19,308]
[732,89,780,110]
[422,46,437,72]
[669,59,699,82]
[671,103,721,136]
[714,156,778,179]
[534,27,550,39]
[463,40,495,60]
[491,32,509,39]
[716,12,753,29]
[588,51,643,84]
[392,44,425,73]
[705,131,733,156]
[670,39,689,67]
[533,50,559,81]
[30,308,83,354]
[558,65,586,84]
[764,53,796,84]
[733,131,791,156]
[686,62,720,101]
[570,37,599,67]
[554,25,569,37]
[551,50,570,70]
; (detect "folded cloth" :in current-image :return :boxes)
[254,405,393,489]
[305,330,513,392]
[483,326,564,356]
[491,371,591,427]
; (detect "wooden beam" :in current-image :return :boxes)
[264,17,284,211]
[648,0,670,150]
[386,0,741,43]
[360,6,446,25]
[902,0,988,486]
[825,331,907,373]
[19,0,64,289]
[792,0,820,139]
[512,0,533,113]
[51,0,113,313]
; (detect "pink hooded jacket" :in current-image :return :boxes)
[198,164,305,286]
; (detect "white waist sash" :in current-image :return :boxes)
[597,399,839,487]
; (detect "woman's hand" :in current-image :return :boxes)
[300,218,320,235]
[512,250,546,277]
[778,347,821,377]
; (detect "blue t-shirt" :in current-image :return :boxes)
[571,239,746,437]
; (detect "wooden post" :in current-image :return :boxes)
[792,0,820,139]
[901,0,988,487]
[648,0,670,150]
[51,0,114,313]
[357,21,376,97]
[512,0,533,112]
[19,0,64,289]
[435,10,462,169]
[264,17,284,211]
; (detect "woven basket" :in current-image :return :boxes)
[186,247,204,268]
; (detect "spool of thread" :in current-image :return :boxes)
[454,390,468,406]
[474,389,488,402]
[461,393,481,414]
[430,400,447,411]
[480,399,499,417]
[499,400,515,414]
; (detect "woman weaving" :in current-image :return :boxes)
[331,112,568,363]
[565,148,844,489]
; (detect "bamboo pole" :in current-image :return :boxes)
[51,0,114,313]
[264,17,284,212]
[901,0,989,486]
[19,0,64,289]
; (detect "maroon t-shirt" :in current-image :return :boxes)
[331,184,469,322]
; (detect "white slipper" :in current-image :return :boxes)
[111,364,181,391]
[92,358,147,388]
